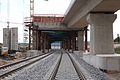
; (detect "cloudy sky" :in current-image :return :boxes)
[0,0,120,43]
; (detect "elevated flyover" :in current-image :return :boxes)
[63,0,120,72]
[25,0,120,72]
[64,0,120,28]
[24,14,86,53]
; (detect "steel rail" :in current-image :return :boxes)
[0,51,53,79]
[67,52,87,80]
[43,51,62,80]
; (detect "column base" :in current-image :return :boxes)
[73,50,84,57]
[83,53,120,72]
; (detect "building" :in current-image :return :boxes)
[3,27,18,50]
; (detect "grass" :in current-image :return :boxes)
[115,47,120,54]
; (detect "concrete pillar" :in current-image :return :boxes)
[87,13,117,54]
[78,31,84,51]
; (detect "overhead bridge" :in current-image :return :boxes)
[24,14,88,53]
[24,0,120,73]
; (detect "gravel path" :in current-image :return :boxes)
[71,53,109,80]
[4,52,60,80]
[55,52,79,80]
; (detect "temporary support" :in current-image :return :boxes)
[41,32,44,53]
[29,26,31,50]
[77,31,84,51]
[38,31,41,50]
[36,29,38,50]
[64,39,67,50]
[68,38,71,51]
[84,26,88,51]
[73,34,76,51]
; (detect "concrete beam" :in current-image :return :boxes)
[64,0,103,27]
[64,0,120,28]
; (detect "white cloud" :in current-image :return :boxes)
[113,10,120,39]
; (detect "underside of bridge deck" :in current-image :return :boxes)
[32,30,78,52]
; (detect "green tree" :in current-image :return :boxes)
[114,34,120,43]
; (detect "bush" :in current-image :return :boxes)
[115,47,120,54]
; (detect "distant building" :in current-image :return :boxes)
[3,27,18,50]
[3,28,9,48]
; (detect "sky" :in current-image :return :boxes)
[0,0,120,43]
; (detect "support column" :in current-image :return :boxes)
[36,30,38,50]
[87,13,117,54]
[64,40,66,50]
[32,30,36,50]
[29,26,31,50]
[77,31,84,51]
[68,38,71,51]
[38,31,41,50]
[73,32,77,51]
[84,26,88,51]
[41,32,45,53]
[70,32,77,52]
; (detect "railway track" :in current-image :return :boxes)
[0,51,52,79]
[0,50,88,80]
[44,50,86,80]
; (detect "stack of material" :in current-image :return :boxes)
[0,60,8,66]
[14,52,23,59]
[27,50,43,57]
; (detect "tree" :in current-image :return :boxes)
[114,34,120,43]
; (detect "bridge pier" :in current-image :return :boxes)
[83,13,120,72]
[87,13,116,54]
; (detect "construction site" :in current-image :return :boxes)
[0,0,120,80]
